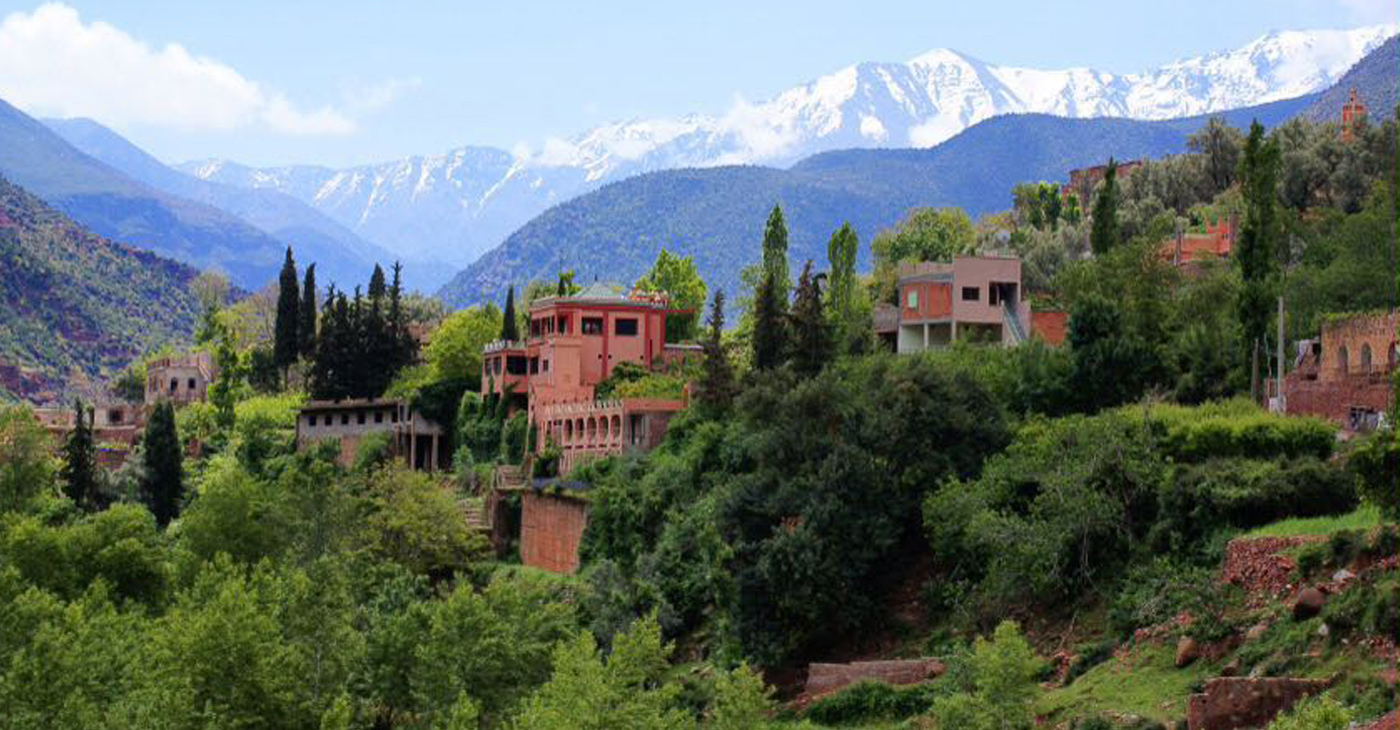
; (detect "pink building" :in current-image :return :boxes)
[877,256,1042,353]
[480,283,696,472]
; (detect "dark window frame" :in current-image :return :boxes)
[614,318,639,336]
[961,286,980,302]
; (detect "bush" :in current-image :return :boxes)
[803,681,937,725]
[1367,525,1399,559]
[1265,694,1352,730]
[1295,545,1327,580]
[1154,457,1358,550]
[1349,428,1400,519]
[1327,530,1365,568]
[1142,400,1335,462]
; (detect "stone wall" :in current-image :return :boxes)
[802,658,945,700]
[519,492,588,574]
[1186,677,1329,730]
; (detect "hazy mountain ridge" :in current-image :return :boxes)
[182,25,1395,268]
[0,174,200,403]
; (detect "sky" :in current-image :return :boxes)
[0,0,1394,168]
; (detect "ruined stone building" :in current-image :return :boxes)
[1283,311,1397,431]
[294,398,448,471]
[145,352,216,406]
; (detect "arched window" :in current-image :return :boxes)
[586,417,597,444]
[564,419,573,444]
[1360,343,1373,373]
[1337,346,1349,374]
[611,415,622,443]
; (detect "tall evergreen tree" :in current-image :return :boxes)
[1089,160,1121,256]
[1236,120,1282,400]
[695,290,736,413]
[762,204,791,302]
[299,263,317,359]
[368,264,387,300]
[751,268,788,370]
[140,401,183,528]
[388,261,417,370]
[790,261,831,377]
[310,285,340,399]
[826,222,859,349]
[59,398,96,509]
[500,286,520,342]
[274,247,301,372]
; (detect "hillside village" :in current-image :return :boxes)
[0,5,1396,723]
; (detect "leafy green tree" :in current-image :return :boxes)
[695,291,737,413]
[1236,120,1281,399]
[825,222,864,352]
[60,398,97,509]
[790,261,830,377]
[1067,294,1152,411]
[274,247,301,372]
[1063,193,1082,225]
[426,305,503,388]
[928,621,1042,730]
[709,663,777,730]
[501,285,520,342]
[1089,159,1121,255]
[750,268,788,371]
[140,401,183,528]
[872,207,976,301]
[510,615,691,730]
[299,263,318,360]
[634,249,708,341]
[364,466,487,576]
[1189,116,1244,196]
[1350,427,1399,519]
[557,270,580,296]
[209,324,246,432]
[761,205,791,304]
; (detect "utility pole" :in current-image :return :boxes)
[1276,295,1286,413]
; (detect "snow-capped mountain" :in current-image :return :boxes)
[181,24,1396,268]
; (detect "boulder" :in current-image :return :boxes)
[1176,636,1201,668]
[1292,587,1325,620]
[1187,677,1330,730]
[1332,568,1356,584]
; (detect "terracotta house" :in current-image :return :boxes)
[875,255,1065,351]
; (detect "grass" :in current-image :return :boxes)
[1243,504,1384,538]
[1036,645,1219,724]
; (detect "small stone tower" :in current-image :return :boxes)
[1341,88,1367,141]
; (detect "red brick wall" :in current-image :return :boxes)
[1031,311,1068,345]
[519,492,589,574]
[1285,374,1392,426]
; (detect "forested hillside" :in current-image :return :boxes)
[0,175,200,402]
[438,94,1315,308]
[1302,34,1399,124]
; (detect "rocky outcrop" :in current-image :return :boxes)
[1221,536,1324,598]
[1186,677,1330,730]
[802,658,945,700]
[1176,636,1201,668]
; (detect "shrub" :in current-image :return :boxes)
[1295,545,1327,580]
[1265,694,1352,730]
[1367,526,1399,559]
[1327,530,1364,568]
[803,680,937,725]
[1064,640,1117,685]
[1141,400,1335,462]
[1349,428,1400,519]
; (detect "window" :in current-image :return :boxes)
[188,378,197,390]
[170,378,179,393]
[506,355,528,375]
[391,409,399,424]
[308,415,317,427]
[543,359,550,372]
[374,411,384,424]
[557,315,570,334]
[530,357,539,374]
[357,411,366,425]
[961,286,980,301]
[582,317,604,335]
[906,289,919,309]
[108,409,123,423]
[615,318,638,336]
[341,413,350,425]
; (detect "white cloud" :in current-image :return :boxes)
[535,137,581,167]
[714,94,797,164]
[859,114,888,142]
[0,3,354,135]
[344,77,421,113]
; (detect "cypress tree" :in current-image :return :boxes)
[60,398,97,509]
[274,247,300,371]
[140,401,183,528]
[826,223,859,345]
[751,268,788,370]
[500,286,519,342]
[299,263,317,359]
[790,261,831,377]
[695,290,736,413]
[762,204,791,302]
[1089,159,1121,256]
[1236,120,1281,400]
[368,263,387,300]
[389,261,416,370]
[310,285,339,399]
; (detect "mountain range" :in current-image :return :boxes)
[435,93,1320,309]
[180,25,1395,269]
[0,174,201,403]
[0,97,403,292]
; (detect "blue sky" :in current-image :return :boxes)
[0,0,1393,167]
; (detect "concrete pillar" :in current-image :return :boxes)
[430,434,439,472]
[923,323,929,350]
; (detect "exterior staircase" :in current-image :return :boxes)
[1002,303,1029,344]
[459,496,491,533]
